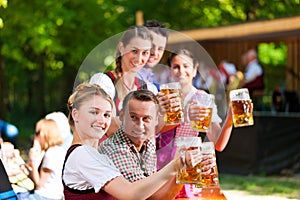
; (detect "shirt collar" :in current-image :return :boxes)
[115,128,155,153]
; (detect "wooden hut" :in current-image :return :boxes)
[166,16,300,175]
[167,15,300,105]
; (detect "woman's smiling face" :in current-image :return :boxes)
[170,54,197,85]
[73,94,112,140]
[119,37,152,73]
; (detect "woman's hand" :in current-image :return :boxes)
[28,140,44,169]
[187,102,212,122]
[157,92,182,114]
[185,148,202,168]
[183,148,217,175]
[200,153,217,176]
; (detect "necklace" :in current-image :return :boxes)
[121,78,135,91]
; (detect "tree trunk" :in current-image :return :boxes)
[0,47,7,118]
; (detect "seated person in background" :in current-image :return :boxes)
[272,85,285,112]
[45,111,73,151]
[62,83,206,200]
[239,48,264,96]
[24,118,66,200]
[239,48,264,110]
[217,60,237,87]
[99,89,216,199]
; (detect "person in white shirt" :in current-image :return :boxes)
[239,48,264,95]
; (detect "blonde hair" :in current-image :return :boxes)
[67,83,114,132]
[35,118,63,150]
[45,111,70,139]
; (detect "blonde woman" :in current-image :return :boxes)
[26,119,65,200]
[62,83,208,200]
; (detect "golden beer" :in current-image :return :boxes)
[176,137,202,184]
[198,153,219,187]
[190,107,213,132]
[197,142,219,188]
[160,87,184,125]
[176,147,202,184]
[230,88,254,128]
[231,99,254,127]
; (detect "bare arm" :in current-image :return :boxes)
[147,176,183,200]
[103,157,180,200]
[27,159,50,189]
[103,148,203,200]
[35,168,51,189]
[210,106,233,152]
[27,141,46,188]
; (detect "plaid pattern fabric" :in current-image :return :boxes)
[175,122,198,138]
[99,128,157,182]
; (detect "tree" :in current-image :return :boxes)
[0,0,299,122]
[0,0,128,120]
[0,0,8,117]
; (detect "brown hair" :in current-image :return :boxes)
[143,20,169,38]
[67,83,114,131]
[114,26,152,77]
[167,49,199,68]
[122,89,159,114]
[35,118,63,150]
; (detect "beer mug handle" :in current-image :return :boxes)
[186,101,198,122]
[186,103,192,122]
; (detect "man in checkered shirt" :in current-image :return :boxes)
[99,89,183,199]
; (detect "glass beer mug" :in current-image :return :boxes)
[176,137,202,184]
[160,82,184,125]
[198,142,219,188]
[187,92,215,132]
[230,88,254,127]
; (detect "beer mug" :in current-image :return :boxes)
[230,88,254,127]
[187,93,214,132]
[160,82,184,125]
[198,142,219,188]
[176,136,202,184]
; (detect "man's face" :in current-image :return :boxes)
[121,98,158,147]
[147,31,167,68]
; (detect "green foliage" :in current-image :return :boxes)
[259,43,287,66]
[257,43,286,104]
[220,174,300,198]
[0,0,299,124]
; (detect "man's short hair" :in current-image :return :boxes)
[143,20,169,38]
[122,90,159,112]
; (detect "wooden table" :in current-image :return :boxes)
[176,185,227,200]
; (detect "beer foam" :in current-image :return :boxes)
[176,137,202,147]
[230,88,250,100]
[201,142,215,153]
